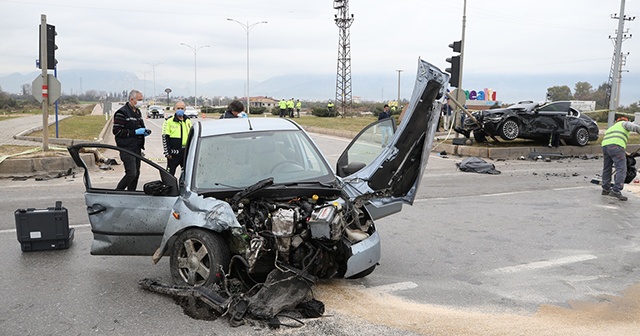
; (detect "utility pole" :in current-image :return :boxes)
[607,0,635,127]
[40,15,49,151]
[333,0,354,118]
[396,69,402,109]
[143,61,162,101]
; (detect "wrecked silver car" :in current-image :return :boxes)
[67,58,448,289]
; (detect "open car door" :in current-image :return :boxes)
[336,58,448,220]
[67,143,179,255]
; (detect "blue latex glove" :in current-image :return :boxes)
[135,127,146,135]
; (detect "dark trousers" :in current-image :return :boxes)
[602,144,627,193]
[288,108,294,117]
[166,152,184,176]
[279,109,286,117]
[116,149,141,191]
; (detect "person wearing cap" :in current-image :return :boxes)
[286,98,295,118]
[162,100,193,176]
[601,116,640,201]
[295,99,302,118]
[220,99,245,119]
[278,98,287,118]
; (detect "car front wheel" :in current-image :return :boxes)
[170,228,230,286]
[571,127,589,146]
[499,119,519,141]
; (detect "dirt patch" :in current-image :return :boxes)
[314,281,640,335]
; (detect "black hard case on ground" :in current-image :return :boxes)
[15,201,75,252]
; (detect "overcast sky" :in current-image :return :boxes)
[1,0,639,104]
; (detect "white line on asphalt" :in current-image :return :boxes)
[413,186,592,202]
[490,254,598,274]
[0,223,90,234]
[363,281,418,294]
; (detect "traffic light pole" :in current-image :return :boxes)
[40,14,49,151]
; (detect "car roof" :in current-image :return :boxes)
[195,117,303,137]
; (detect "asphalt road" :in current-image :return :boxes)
[0,119,638,335]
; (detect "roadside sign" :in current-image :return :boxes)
[32,74,61,103]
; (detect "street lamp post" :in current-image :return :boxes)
[227,18,267,115]
[180,43,210,107]
[396,69,403,110]
[143,61,162,101]
[137,70,150,102]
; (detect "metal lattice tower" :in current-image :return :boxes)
[606,0,634,124]
[333,0,354,117]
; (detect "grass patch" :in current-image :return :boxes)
[28,115,107,140]
[292,115,377,133]
[0,145,41,156]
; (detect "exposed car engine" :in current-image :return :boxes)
[230,194,374,281]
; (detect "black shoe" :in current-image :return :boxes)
[609,191,628,201]
[601,190,610,195]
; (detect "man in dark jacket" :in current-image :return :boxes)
[162,101,193,176]
[220,100,245,119]
[112,89,150,190]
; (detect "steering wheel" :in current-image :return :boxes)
[270,160,304,173]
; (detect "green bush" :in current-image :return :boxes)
[249,106,266,115]
[201,106,226,114]
[311,107,338,117]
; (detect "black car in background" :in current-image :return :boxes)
[458,101,599,146]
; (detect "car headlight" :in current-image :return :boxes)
[484,116,503,122]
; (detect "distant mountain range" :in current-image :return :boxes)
[1,69,638,105]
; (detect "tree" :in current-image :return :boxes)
[21,84,31,96]
[592,83,610,109]
[573,82,593,100]
[546,85,573,101]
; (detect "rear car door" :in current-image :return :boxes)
[336,58,448,219]
[67,143,179,255]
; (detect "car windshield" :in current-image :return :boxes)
[193,130,333,190]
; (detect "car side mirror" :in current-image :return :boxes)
[341,162,366,175]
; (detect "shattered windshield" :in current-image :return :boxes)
[193,130,333,190]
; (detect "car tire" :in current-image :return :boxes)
[170,228,230,287]
[346,265,376,279]
[571,127,589,146]
[498,119,519,141]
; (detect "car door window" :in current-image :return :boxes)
[336,118,396,177]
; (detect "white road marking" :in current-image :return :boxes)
[364,281,418,294]
[0,223,90,234]
[490,254,598,274]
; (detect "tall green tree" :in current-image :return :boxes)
[592,83,609,109]
[573,81,593,100]
[546,85,573,101]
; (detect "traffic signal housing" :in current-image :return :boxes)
[446,40,462,87]
[39,24,57,70]
[445,55,461,88]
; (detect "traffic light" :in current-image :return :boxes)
[445,40,462,87]
[39,24,57,70]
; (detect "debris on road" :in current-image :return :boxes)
[456,157,501,174]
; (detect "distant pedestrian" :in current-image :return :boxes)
[441,99,452,131]
[162,101,193,176]
[220,100,245,119]
[113,89,150,191]
[327,101,334,114]
[279,99,287,118]
[295,99,302,118]
[601,116,640,201]
[287,98,294,118]
[378,104,393,147]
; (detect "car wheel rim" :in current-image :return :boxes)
[577,129,588,145]
[503,120,518,139]
[176,238,211,286]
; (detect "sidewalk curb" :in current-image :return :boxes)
[0,112,112,178]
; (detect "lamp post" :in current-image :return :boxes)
[137,70,150,102]
[180,43,209,107]
[143,61,162,101]
[227,18,267,115]
[395,69,403,110]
